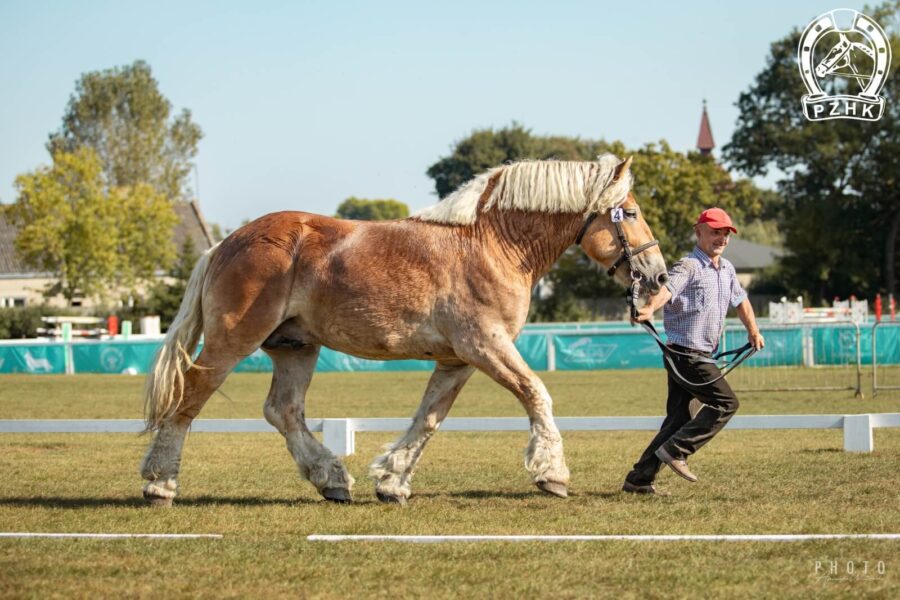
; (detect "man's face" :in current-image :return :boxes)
[695,222,732,258]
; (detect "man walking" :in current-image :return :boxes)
[623,207,765,495]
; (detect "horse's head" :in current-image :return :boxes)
[578,157,668,311]
[815,33,852,77]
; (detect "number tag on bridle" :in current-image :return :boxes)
[611,207,624,223]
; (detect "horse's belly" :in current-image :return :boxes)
[307,317,455,361]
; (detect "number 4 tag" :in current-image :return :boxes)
[611,207,624,223]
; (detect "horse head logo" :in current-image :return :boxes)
[798,9,891,121]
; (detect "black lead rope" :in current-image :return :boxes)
[639,320,757,388]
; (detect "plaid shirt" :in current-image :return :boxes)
[663,246,747,353]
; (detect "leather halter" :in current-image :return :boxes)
[575,210,659,277]
[575,207,658,321]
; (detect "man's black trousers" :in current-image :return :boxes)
[625,346,740,486]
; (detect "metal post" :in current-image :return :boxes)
[854,322,863,399]
[802,325,814,367]
[872,322,879,397]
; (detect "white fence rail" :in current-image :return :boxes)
[3,414,898,455]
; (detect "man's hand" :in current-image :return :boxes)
[737,299,764,351]
[630,286,672,325]
[748,330,765,351]
[631,305,656,324]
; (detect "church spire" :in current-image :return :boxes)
[697,99,715,156]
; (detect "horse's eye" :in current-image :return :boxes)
[624,209,638,219]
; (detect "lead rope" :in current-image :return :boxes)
[638,319,756,387]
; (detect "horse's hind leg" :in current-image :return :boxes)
[263,344,355,503]
[369,361,475,504]
[140,349,240,506]
[457,337,570,498]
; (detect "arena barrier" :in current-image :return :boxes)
[721,320,863,397]
[871,321,900,396]
[1,414,898,455]
[0,321,879,378]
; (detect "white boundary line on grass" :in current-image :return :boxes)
[308,534,900,543]
[0,533,222,539]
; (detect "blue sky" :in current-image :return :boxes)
[0,1,868,230]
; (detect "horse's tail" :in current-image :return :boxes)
[143,242,221,432]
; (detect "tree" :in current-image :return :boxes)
[427,122,608,199]
[335,197,410,220]
[47,60,202,200]
[7,148,177,302]
[427,125,776,320]
[724,2,900,301]
[144,237,200,330]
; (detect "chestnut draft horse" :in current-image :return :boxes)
[140,154,667,506]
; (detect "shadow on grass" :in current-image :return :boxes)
[0,496,320,509]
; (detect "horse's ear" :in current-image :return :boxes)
[613,156,633,182]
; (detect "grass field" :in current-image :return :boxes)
[1,370,898,598]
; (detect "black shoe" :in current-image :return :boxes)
[622,480,670,496]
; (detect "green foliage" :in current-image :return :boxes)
[0,305,85,339]
[208,222,226,242]
[427,122,608,199]
[738,218,784,248]
[723,2,900,300]
[147,237,200,330]
[8,148,178,302]
[628,142,775,264]
[116,237,200,331]
[335,197,410,220]
[427,125,776,320]
[0,306,44,339]
[47,60,202,200]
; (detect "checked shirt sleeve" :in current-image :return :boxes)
[729,266,748,307]
[664,258,696,300]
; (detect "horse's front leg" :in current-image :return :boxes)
[458,336,570,498]
[369,361,475,504]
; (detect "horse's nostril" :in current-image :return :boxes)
[657,273,669,285]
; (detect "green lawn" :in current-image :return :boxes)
[0,371,898,598]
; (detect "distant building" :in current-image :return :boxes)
[697,100,715,156]
[0,200,214,308]
[726,237,783,288]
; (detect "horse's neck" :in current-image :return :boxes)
[477,210,582,281]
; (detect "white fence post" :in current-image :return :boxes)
[545,333,556,372]
[843,414,874,452]
[322,418,355,456]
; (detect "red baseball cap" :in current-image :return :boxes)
[696,207,737,234]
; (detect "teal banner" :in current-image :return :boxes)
[0,344,67,374]
[552,331,662,370]
[71,341,161,374]
[723,327,803,367]
[813,326,861,366]
[1,322,897,374]
[871,325,900,365]
[516,334,548,371]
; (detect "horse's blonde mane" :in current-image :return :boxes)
[414,153,632,225]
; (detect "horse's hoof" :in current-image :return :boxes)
[376,492,408,506]
[322,487,352,504]
[536,481,568,498]
[143,492,174,508]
